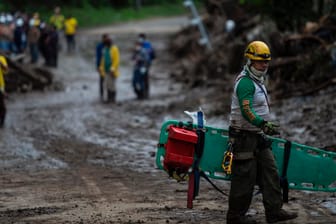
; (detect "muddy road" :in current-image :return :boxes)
[0,17,335,224]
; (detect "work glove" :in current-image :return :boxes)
[262,121,280,135]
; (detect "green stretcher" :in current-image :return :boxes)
[156,120,336,193]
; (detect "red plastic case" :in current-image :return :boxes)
[164,125,198,171]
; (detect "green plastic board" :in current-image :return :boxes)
[156,120,336,192]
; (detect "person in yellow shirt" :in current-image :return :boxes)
[0,55,8,127]
[64,14,78,53]
[99,37,120,103]
[49,6,65,51]
[49,6,64,31]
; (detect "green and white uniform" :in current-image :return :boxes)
[230,65,270,132]
[227,65,283,223]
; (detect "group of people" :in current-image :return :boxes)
[0,6,78,67]
[95,32,155,103]
[0,6,79,128]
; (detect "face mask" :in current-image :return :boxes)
[138,38,144,43]
[250,66,267,77]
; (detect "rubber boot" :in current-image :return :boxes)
[227,215,257,224]
[108,91,116,103]
[266,209,298,223]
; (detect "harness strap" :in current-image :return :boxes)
[193,129,205,199]
[280,140,291,202]
[200,171,229,196]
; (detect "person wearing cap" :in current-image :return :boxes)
[226,41,298,224]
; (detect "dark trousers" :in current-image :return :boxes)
[132,68,145,99]
[227,129,283,220]
[65,34,75,53]
[99,75,104,100]
[144,66,150,98]
[0,91,6,127]
[100,75,116,103]
[29,43,39,64]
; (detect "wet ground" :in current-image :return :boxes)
[0,17,335,224]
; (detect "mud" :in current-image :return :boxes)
[0,17,335,224]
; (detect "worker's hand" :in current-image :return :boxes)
[262,121,280,135]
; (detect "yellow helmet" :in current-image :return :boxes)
[244,41,271,61]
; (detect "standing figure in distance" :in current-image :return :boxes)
[131,41,150,100]
[64,14,78,54]
[137,33,155,99]
[99,37,120,103]
[227,40,298,224]
[96,33,108,101]
[46,25,59,67]
[49,6,64,34]
[27,18,41,64]
[49,6,65,51]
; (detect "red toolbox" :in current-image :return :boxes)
[164,125,198,172]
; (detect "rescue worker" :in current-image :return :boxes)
[98,37,120,103]
[49,6,65,51]
[227,41,298,224]
[49,6,64,32]
[137,33,155,99]
[131,41,150,99]
[64,14,78,53]
[0,54,8,127]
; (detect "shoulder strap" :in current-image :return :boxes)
[244,68,270,109]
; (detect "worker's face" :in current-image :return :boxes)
[252,60,269,72]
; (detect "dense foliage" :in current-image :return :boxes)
[0,0,183,10]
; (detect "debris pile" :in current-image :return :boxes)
[169,0,336,100]
[168,0,336,149]
[4,55,53,93]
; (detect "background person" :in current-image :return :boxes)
[137,33,155,99]
[49,6,65,51]
[131,41,150,100]
[49,6,64,33]
[96,33,108,101]
[64,14,78,53]
[27,18,40,64]
[98,37,120,103]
